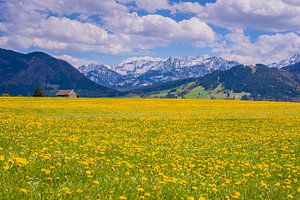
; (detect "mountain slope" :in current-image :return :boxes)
[270,54,300,68]
[0,49,122,97]
[198,65,299,100]
[129,64,300,101]
[78,64,126,88]
[79,56,240,90]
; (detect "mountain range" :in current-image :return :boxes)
[78,56,240,90]
[0,48,299,101]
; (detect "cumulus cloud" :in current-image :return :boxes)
[0,23,6,32]
[14,0,128,17]
[282,0,300,6]
[0,0,299,65]
[55,55,98,67]
[199,0,300,32]
[213,31,300,65]
[0,36,8,46]
[105,14,215,45]
[118,0,170,12]
[39,17,109,44]
[0,0,215,54]
[172,2,203,14]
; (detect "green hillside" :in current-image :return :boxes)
[146,83,250,100]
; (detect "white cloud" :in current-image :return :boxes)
[282,0,300,6]
[55,55,97,67]
[121,56,164,63]
[172,2,203,14]
[199,0,300,32]
[0,0,216,55]
[0,36,8,46]
[32,38,68,50]
[0,23,6,32]
[39,17,109,44]
[17,0,128,17]
[105,13,215,47]
[1,0,299,65]
[118,0,170,12]
[213,31,300,65]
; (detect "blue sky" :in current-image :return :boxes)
[0,0,299,66]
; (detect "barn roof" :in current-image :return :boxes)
[56,90,74,96]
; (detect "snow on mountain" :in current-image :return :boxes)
[156,56,238,71]
[78,64,125,88]
[78,55,240,90]
[114,57,165,77]
[114,55,239,77]
[270,54,300,68]
[157,55,211,70]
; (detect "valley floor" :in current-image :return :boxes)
[0,98,299,199]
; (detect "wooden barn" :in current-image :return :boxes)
[56,90,79,98]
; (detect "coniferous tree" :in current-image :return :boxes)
[33,87,45,97]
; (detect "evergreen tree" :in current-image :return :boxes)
[33,87,45,97]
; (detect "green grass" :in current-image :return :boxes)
[148,84,250,100]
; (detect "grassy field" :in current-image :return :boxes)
[0,97,299,199]
[147,83,250,100]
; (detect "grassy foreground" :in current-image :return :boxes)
[0,97,299,199]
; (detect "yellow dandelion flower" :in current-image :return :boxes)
[232,191,241,199]
[85,170,91,175]
[92,180,100,185]
[62,187,72,195]
[15,157,28,165]
[260,181,268,189]
[192,186,198,190]
[3,164,9,171]
[20,188,28,194]
[274,182,280,187]
[152,186,158,191]
[124,172,130,176]
[76,189,83,193]
[235,180,242,185]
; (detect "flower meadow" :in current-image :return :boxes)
[0,97,299,199]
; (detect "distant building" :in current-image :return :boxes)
[56,90,78,98]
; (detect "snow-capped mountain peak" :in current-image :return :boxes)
[161,55,239,71]
[270,54,300,68]
[164,55,211,69]
[120,56,165,63]
[114,56,165,77]
[78,63,110,73]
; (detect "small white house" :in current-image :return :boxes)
[56,90,78,98]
